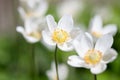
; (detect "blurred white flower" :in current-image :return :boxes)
[93,7,113,22]
[16,18,45,43]
[42,15,81,51]
[46,62,69,80]
[18,0,48,20]
[89,15,117,38]
[68,33,117,74]
[57,0,84,18]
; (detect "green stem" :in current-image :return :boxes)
[31,44,36,80]
[54,45,59,80]
[94,74,97,80]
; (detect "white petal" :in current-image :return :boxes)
[95,34,113,54]
[89,15,102,32]
[67,55,89,68]
[85,32,93,43]
[102,24,117,36]
[103,48,118,63]
[42,30,56,46]
[90,63,107,74]
[58,64,69,80]
[70,27,83,39]
[36,0,48,16]
[58,15,73,32]
[46,62,68,80]
[24,19,34,33]
[18,7,26,20]
[24,35,40,43]
[16,26,25,34]
[73,33,93,58]
[46,15,57,33]
[16,26,39,43]
[27,0,35,8]
[57,42,73,51]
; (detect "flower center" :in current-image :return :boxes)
[28,31,41,39]
[26,12,33,17]
[52,29,69,44]
[84,49,102,65]
[92,31,102,38]
[26,12,40,18]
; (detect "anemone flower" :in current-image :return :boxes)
[46,62,69,80]
[68,33,117,74]
[18,0,48,20]
[16,18,45,43]
[89,15,117,38]
[42,15,80,51]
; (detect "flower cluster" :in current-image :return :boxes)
[16,0,48,43]
[16,0,118,79]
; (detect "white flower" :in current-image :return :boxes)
[57,0,84,18]
[89,15,117,38]
[42,15,80,51]
[18,0,48,20]
[16,18,45,43]
[93,7,113,22]
[68,33,117,74]
[46,62,69,80]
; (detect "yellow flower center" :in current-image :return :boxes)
[28,31,41,39]
[92,31,102,38]
[26,12,40,18]
[26,12,33,18]
[84,49,102,65]
[52,29,69,44]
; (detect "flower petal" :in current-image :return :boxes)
[16,26,25,34]
[24,19,34,33]
[58,15,73,32]
[70,27,83,39]
[42,30,56,46]
[103,48,118,63]
[46,15,57,33]
[95,34,113,54]
[18,7,26,20]
[89,15,102,32]
[16,26,40,43]
[36,0,48,16]
[90,63,107,74]
[57,42,73,51]
[58,64,69,80]
[102,24,117,36]
[23,35,40,43]
[85,32,93,43]
[73,33,93,58]
[67,55,89,68]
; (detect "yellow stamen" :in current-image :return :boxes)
[28,31,41,39]
[52,29,69,44]
[92,31,102,38]
[84,49,102,65]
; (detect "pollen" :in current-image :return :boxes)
[28,31,41,39]
[52,29,69,44]
[92,31,102,38]
[84,49,102,65]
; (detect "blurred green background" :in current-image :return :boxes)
[0,0,120,80]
